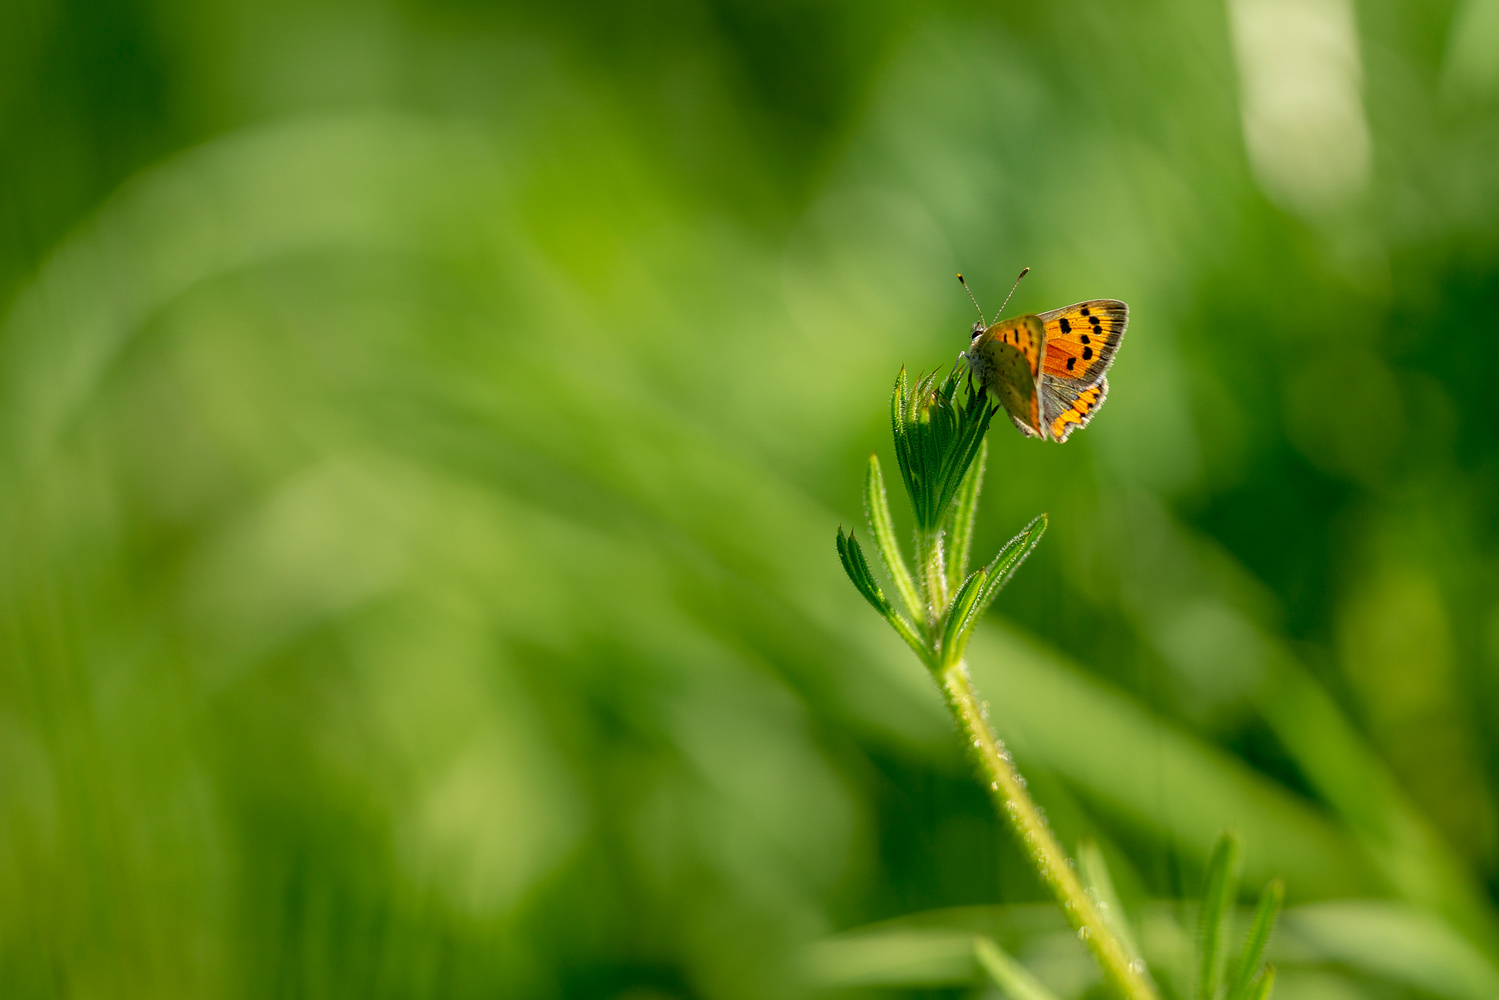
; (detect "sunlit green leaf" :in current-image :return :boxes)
[1243,966,1275,1000]
[864,453,923,620]
[836,527,929,660]
[973,514,1048,619]
[890,367,996,532]
[945,439,986,593]
[939,567,988,669]
[1199,832,1243,1000]
[974,936,1062,1000]
[1226,879,1283,1000]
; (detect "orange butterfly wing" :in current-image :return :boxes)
[1046,377,1109,442]
[1039,300,1127,384]
[969,299,1126,442]
[974,315,1045,437]
[1036,299,1126,441]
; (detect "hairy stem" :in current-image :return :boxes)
[941,662,1158,1000]
[917,528,948,630]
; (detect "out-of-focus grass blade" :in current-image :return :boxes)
[945,439,986,593]
[1198,831,1242,1000]
[804,927,977,988]
[1226,879,1283,1000]
[974,936,1062,1000]
[1243,966,1274,1000]
[1115,494,1499,949]
[1279,900,1499,999]
[864,453,922,620]
[820,898,1499,999]
[803,902,1077,990]
[1078,839,1145,970]
[965,626,1380,897]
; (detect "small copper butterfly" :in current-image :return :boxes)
[958,269,1127,442]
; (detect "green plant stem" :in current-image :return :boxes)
[941,661,1158,1000]
[917,529,948,630]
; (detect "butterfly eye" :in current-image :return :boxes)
[970,322,985,339]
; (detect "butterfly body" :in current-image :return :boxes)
[963,299,1127,442]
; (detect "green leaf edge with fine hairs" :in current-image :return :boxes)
[946,439,987,593]
[928,374,994,528]
[909,372,941,529]
[974,513,1048,621]
[864,454,923,621]
[935,513,1047,672]
[1198,831,1243,1000]
[889,367,996,532]
[938,568,988,669]
[974,936,1062,1000]
[890,368,912,510]
[890,368,932,529]
[1226,879,1284,1000]
[835,528,929,664]
[835,526,889,614]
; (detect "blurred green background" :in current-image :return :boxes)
[3,0,1499,997]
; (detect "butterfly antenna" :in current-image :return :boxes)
[957,274,986,327]
[994,266,1030,318]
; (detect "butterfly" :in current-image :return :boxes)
[958,270,1127,442]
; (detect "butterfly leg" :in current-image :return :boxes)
[958,352,979,395]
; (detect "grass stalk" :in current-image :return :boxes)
[942,661,1158,1000]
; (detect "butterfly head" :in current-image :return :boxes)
[958,268,1028,344]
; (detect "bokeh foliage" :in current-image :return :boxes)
[2,1,1498,997]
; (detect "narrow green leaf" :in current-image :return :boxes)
[939,567,987,668]
[890,367,908,460]
[1226,880,1283,1000]
[974,936,1062,1000]
[836,528,932,666]
[1077,840,1145,970]
[1198,832,1243,1000]
[836,527,891,616]
[931,403,989,523]
[913,373,939,526]
[891,369,917,515]
[973,513,1048,619]
[1243,967,1275,1000]
[864,454,923,620]
[945,439,987,593]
